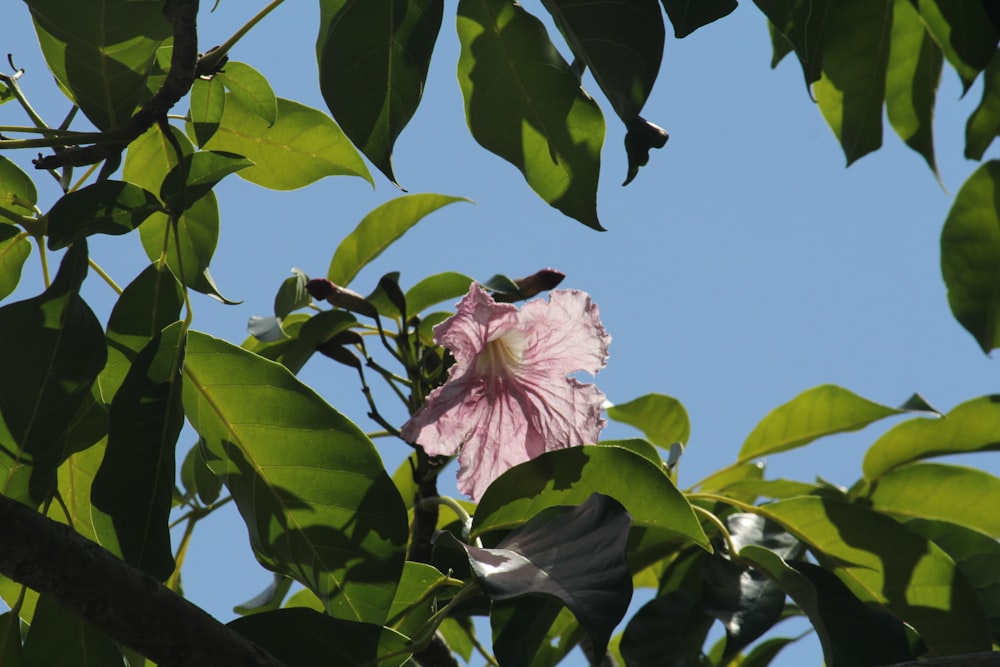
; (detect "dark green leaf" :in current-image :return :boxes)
[457,0,605,230]
[754,0,834,86]
[228,608,410,667]
[940,161,1000,353]
[274,269,311,320]
[327,194,470,286]
[741,546,914,667]
[904,518,1000,642]
[233,574,294,616]
[863,395,1000,480]
[472,445,709,550]
[404,272,473,315]
[738,385,913,463]
[22,594,124,667]
[182,332,409,623]
[91,321,186,581]
[768,19,795,69]
[179,439,222,505]
[759,496,992,654]
[199,97,371,189]
[100,264,184,401]
[607,393,690,449]
[160,150,254,212]
[869,462,1000,537]
[813,0,892,165]
[741,636,802,667]
[46,181,163,249]
[462,494,632,657]
[0,156,38,214]
[317,0,444,186]
[0,612,22,667]
[216,62,277,127]
[0,242,106,507]
[279,309,359,374]
[620,590,714,667]
[189,76,226,146]
[660,0,738,38]
[916,0,999,92]
[25,0,170,130]
[886,0,943,176]
[490,596,565,667]
[0,225,30,301]
[966,51,1000,160]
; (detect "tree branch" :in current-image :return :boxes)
[0,493,287,667]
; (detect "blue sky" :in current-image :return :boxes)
[3,2,998,665]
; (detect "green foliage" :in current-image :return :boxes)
[607,393,691,449]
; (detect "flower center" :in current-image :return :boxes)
[477,330,526,377]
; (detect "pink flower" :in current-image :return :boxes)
[401,283,610,501]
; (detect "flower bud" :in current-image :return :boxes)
[306,278,377,318]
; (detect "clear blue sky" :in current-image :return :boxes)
[3,2,997,665]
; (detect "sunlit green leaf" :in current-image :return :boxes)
[0,242,106,507]
[869,463,1000,537]
[386,562,454,638]
[52,438,108,546]
[216,62,277,127]
[327,194,470,286]
[754,0,834,86]
[0,225,30,301]
[25,0,171,130]
[199,97,371,189]
[22,594,124,666]
[738,385,912,463]
[182,332,408,623]
[915,0,998,92]
[160,150,254,212]
[229,608,410,667]
[885,0,942,176]
[759,496,992,655]
[404,272,473,315]
[46,181,163,249]
[813,0,892,165]
[863,395,1000,480]
[317,0,443,186]
[940,161,1000,353]
[966,52,1000,160]
[472,445,709,550]
[92,321,186,580]
[607,393,690,449]
[0,156,38,215]
[660,0,737,38]
[457,0,605,230]
[189,76,226,146]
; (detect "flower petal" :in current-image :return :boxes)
[517,290,610,377]
[433,283,518,373]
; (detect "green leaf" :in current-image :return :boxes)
[915,0,999,93]
[179,440,222,505]
[869,463,1000,537]
[863,395,1000,480]
[885,0,942,176]
[91,322,186,581]
[100,264,184,402]
[327,194,470,286]
[490,597,566,667]
[404,272,473,315]
[0,225,30,301]
[234,575,294,616]
[607,393,690,449]
[22,594,124,667]
[598,438,662,467]
[228,608,411,667]
[25,0,171,130]
[46,181,163,250]
[741,636,802,667]
[386,562,454,638]
[758,496,992,655]
[753,0,834,86]
[181,332,408,623]
[317,0,444,186]
[278,310,359,374]
[472,445,709,550]
[738,385,911,463]
[0,242,106,507]
[940,161,1000,353]
[0,156,38,215]
[199,97,371,189]
[216,62,278,127]
[51,438,108,546]
[966,51,1000,160]
[0,612,23,667]
[660,0,737,38]
[457,0,605,230]
[904,518,1000,642]
[274,269,311,320]
[189,76,226,146]
[740,546,915,667]
[160,150,254,212]
[813,0,892,165]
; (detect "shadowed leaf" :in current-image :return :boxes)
[660,0,738,38]
[46,181,163,249]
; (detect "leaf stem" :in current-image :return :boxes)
[88,258,123,295]
[36,238,50,288]
[691,504,736,557]
[198,0,286,74]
